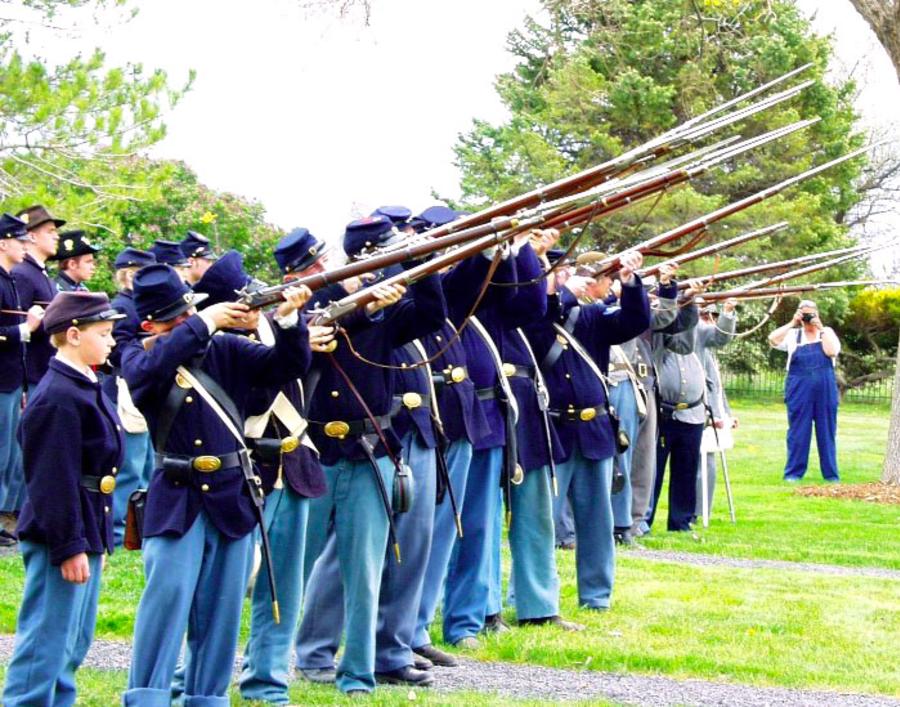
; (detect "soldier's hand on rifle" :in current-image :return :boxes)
[205,301,252,331]
[527,228,560,256]
[563,274,593,299]
[685,278,708,298]
[365,283,407,315]
[658,261,678,285]
[309,325,336,352]
[618,251,643,285]
[26,305,44,332]
[276,285,312,318]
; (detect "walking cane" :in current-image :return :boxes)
[704,404,737,525]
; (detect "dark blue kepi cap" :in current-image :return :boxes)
[274,227,326,275]
[114,247,156,270]
[0,213,29,240]
[180,231,218,260]
[43,292,125,334]
[343,215,396,258]
[149,240,189,267]
[133,264,208,322]
[411,205,464,233]
[371,205,412,227]
[192,250,252,307]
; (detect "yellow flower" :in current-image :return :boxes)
[200,211,217,224]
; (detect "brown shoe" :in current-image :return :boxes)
[482,613,511,634]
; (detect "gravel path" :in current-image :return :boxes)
[1,635,897,706]
[626,547,900,581]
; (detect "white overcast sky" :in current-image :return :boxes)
[14,0,900,267]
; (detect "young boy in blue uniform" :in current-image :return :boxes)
[121,264,313,707]
[3,291,126,706]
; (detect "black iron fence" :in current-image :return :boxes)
[722,369,894,404]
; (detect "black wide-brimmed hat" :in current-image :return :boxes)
[50,230,100,261]
[133,264,208,322]
[43,292,125,334]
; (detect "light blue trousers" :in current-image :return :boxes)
[3,542,102,707]
[413,438,473,649]
[609,382,640,529]
[486,484,503,617]
[113,431,154,546]
[239,486,310,704]
[123,512,253,707]
[295,454,393,693]
[506,465,560,620]
[0,387,24,513]
[442,446,502,644]
[553,451,615,608]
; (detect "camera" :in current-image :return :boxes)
[801,312,815,324]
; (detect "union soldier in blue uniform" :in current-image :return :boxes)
[295,215,446,695]
[12,205,63,386]
[525,249,650,609]
[49,230,100,292]
[3,291,125,707]
[413,206,493,666]
[149,239,191,282]
[121,264,313,706]
[0,214,42,546]
[103,247,158,546]
[179,230,219,285]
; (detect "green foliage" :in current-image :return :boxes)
[452,0,869,375]
[117,160,285,287]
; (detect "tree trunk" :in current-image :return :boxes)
[882,329,900,484]
[847,0,900,83]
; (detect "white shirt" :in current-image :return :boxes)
[775,327,840,369]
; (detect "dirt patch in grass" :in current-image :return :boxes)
[796,482,900,505]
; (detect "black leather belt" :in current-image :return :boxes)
[476,386,497,401]
[82,474,117,494]
[155,450,247,473]
[432,365,468,386]
[389,391,431,417]
[501,363,535,379]
[659,397,704,414]
[548,405,609,423]
[309,414,392,440]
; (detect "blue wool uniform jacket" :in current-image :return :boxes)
[100,289,141,404]
[391,343,437,449]
[0,267,26,393]
[11,255,57,385]
[17,359,125,564]
[122,313,312,540]
[459,245,557,472]
[306,273,446,466]
[441,253,516,451]
[525,279,651,463]
[420,319,488,446]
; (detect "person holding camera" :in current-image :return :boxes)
[768,299,841,482]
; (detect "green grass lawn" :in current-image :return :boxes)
[0,398,898,702]
[643,398,899,569]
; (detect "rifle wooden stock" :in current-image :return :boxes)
[309,231,519,325]
[640,222,789,278]
[678,244,870,290]
[699,280,898,301]
[591,144,874,277]
[420,66,813,241]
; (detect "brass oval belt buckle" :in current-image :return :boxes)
[676,402,689,410]
[324,421,350,439]
[402,392,423,409]
[99,475,117,494]
[280,436,300,453]
[193,455,222,472]
[579,407,597,422]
